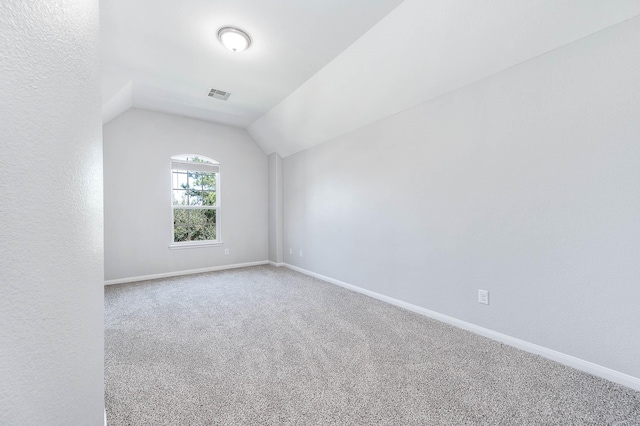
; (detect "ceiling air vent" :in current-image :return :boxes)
[207,88,231,100]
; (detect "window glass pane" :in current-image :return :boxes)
[201,173,216,191]
[172,171,186,189]
[173,208,188,225]
[188,172,202,190]
[188,190,204,206]
[173,208,189,242]
[173,189,187,205]
[189,225,205,241]
[187,156,207,163]
[189,210,205,241]
[174,226,188,242]
[173,209,218,241]
[204,209,216,225]
[189,209,205,226]
[204,209,216,240]
[176,171,188,189]
[202,191,216,206]
[203,223,216,240]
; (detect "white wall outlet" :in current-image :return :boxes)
[299,250,303,257]
[478,289,489,305]
[224,249,229,255]
[289,248,293,255]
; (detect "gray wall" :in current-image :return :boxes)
[0,0,105,424]
[104,109,268,281]
[283,16,640,378]
[268,153,284,264]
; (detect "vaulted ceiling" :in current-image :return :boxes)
[101,0,404,127]
[101,0,640,157]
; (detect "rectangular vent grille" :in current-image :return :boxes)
[208,88,231,100]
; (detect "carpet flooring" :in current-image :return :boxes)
[105,265,640,425]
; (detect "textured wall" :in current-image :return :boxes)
[282,16,640,378]
[0,1,104,424]
[103,109,268,281]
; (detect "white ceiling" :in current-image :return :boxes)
[102,0,640,157]
[100,0,404,126]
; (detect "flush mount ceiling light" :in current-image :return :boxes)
[217,27,251,52]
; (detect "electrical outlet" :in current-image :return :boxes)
[224,249,229,255]
[299,250,303,257]
[478,289,489,305]
[289,248,293,255]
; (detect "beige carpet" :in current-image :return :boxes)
[105,265,640,425]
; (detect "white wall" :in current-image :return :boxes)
[103,109,268,281]
[0,1,104,424]
[282,16,640,378]
[268,153,284,264]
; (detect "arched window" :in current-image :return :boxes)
[170,154,220,247]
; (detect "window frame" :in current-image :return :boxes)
[169,155,222,249]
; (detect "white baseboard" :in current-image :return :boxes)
[284,263,640,392]
[269,261,284,267]
[104,261,269,285]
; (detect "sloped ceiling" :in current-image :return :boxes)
[102,0,640,157]
[100,0,404,126]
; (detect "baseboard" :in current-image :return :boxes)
[284,263,640,392]
[269,261,284,267]
[104,261,269,285]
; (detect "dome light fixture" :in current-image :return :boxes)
[218,27,252,53]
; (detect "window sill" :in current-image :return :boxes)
[169,241,223,250]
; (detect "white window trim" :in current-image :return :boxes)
[169,240,223,249]
[170,157,222,248]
